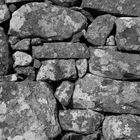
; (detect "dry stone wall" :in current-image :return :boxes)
[0,0,140,140]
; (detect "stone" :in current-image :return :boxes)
[0,5,10,24]
[13,51,32,67]
[8,4,17,13]
[76,59,87,78]
[0,80,61,139]
[0,74,18,82]
[33,59,41,69]
[115,17,140,52]
[5,0,52,3]
[32,42,89,59]
[8,2,87,40]
[0,27,10,75]
[85,14,116,45]
[72,73,140,114]
[106,35,115,46]
[11,38,30,50]
[37,59,77,81]
[81,0,140,16]
[59,109,104,134]
[0,0,4,4]
[89,47,140,80]
[31,38,42,46]
[97,46,117,51]
[54,81,74,106]
[103,115,140,140]
[9,36,20,45]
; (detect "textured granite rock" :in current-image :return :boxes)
[31,38,42,46]
[33,59,41,69]
[85,14,116,45]
[5,0,52,3]
[37,59,77,81]
[8,2,87,40]
[0,27,10,75]
[106,35,115,46]
[97,46,117,51]
[9,36,20,45]
[115,17,140,52]
[32,42,89,59]
[89,47,140,80]
[103,115,140,140]
[59,109,104,134]
[13,51,32,67]
[81,0,140,16]
[0,81,61,139]
[0,74,18,82]
[73,73,140,114]
[9,4,17,13]
[54,81,74,106]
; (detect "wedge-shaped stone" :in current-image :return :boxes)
[32,42,89,59]
[81,0,140,16]
[8,2,86,40]
[0,5,10,23]
[73,73,140,114]
[89,48,140,80]
[59,109,104,134]
[0,81,61,139]
[103,115,140,140]
[116,17,140,52]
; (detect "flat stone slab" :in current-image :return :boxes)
[37,59,77,81]
[59,109,104,134]
[89,48,140,80]
[8,2,86,40]
[73,73,140,114]
[103,115,140,140]
[0,81,61,139]
[32,42,89,59]
[81,0,140,16]
[115,17,140,52]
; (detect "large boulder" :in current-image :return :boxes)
[8,2,87,40]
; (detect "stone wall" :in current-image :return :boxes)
[0,0,140,140]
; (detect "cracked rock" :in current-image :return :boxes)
[37,59,77,81]
[59,109,104,134]
[0,80,61,139]
[8,2,87,40]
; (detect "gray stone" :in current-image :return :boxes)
[33,59,41,69]
[9,36,20,45]
[97,46,117,51]
[31,38,42,46]
[106,35,115,46]
[0,74,18,82]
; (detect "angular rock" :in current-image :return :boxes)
[37,59,77,81]
[85,14,116,45]
[0,27,10,75]
[0,74,18,82]
[11,38,30,50]
[9,36,20,45]
[97,46,117,51]
[8,2,87,40]
[103,115,140,140]
[115,17,140,52]
[59,109,104,134]
[73,73,140,114]
[76,59,87,78]
[33,59,41,69]
[0,5,10,24]
[54,81,74,106]
[89,47,140,80]
[32,42,89,59]
[31,38,42,46]
[0,81,61,139]
[81,0,140,16]
[13,51,32,67]
[106,35,115,46]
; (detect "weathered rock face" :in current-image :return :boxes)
[81,0,140,16]
[89,47,140,80]
[85,14,116,45]
[8,2,87,40]
[115,17,140,52]
[72,73,140,114]
[32,42,89,59]
[59,109,104,134]
[0,74,18,82]
[37,59,77,81]
[0,81,61,139]
[103,115,140,140]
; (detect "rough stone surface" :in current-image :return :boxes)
[73,73,140,114]
[13,51,32,67]
[37,59,77,81]
[5,0,52,3]
[97,46,117,51]
[81,0,140,16]
[31,38,42,46]
[54,81,74,106]
[0,74,18,82]
[89,47,140,80]
[0,81,61,139]
[33,59,41,69]
[8,2,87,40]
[11,38,31,50]
[85,14,116,45]
[9,36,20,45]
[106,35,115,46]
[115,17,140,52]
[103,115,140,140]
[59,109,104,134]
[32,42,89,59]
[76,59,87,78]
